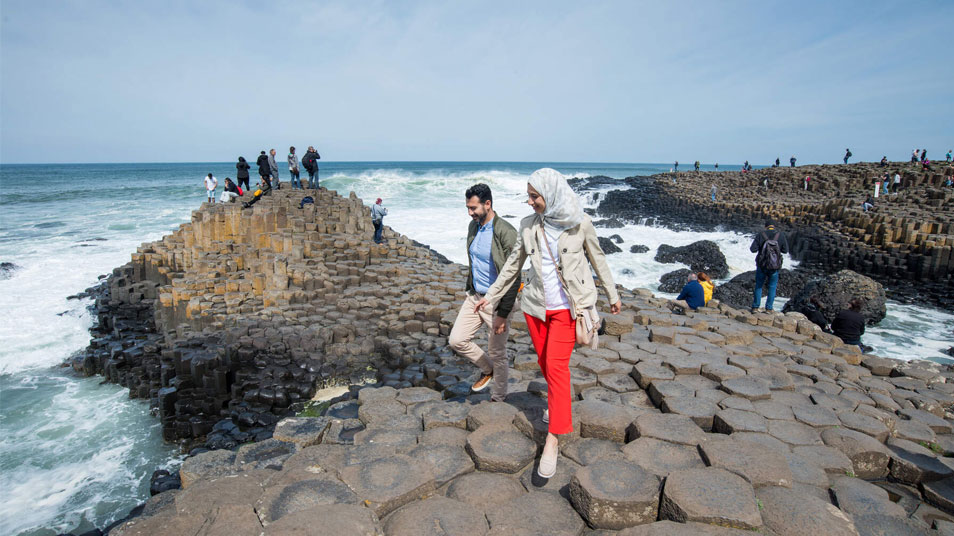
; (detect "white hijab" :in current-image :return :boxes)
[528,168,584,233]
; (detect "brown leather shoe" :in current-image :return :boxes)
[471,374,493,392]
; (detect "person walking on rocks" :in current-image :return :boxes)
[268,149,280,189]
[946,149,952,162]
[370,198,387,244]
[448,184,521,402]
[203,173,217,204]
[790,155,796,167]
[710,183,717,201]
[750,220,788,313]
[921,149,927,163]
[674,160,678,172]
[475,168,622,479]
[694,160,700,172]
[844,148,852,164]
[893,171,901,192]
[831,298,866,352]
[236,156,251,192]
[288,146,301,189]
[911,149,919,164]
[301,146,321,189]
[775,157,780,168]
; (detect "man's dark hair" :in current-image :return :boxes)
[848,298,864,312]
[465,183,493,205]
[765,219,776,228]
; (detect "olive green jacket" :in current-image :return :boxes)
[483,214,619,322]
[466,215,521,319]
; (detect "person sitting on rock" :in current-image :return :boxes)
[880,156,888,167]
[669,272,705,313]
[831,298,866,352]
[862,195,875,212]
[241,180,271,209]
[799,295,831,333]
[697,272,714,306]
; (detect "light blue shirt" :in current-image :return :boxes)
[469,218,497,294]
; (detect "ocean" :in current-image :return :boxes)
[1,161,952,535]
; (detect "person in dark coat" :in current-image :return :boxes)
[750,220,789,312]
[831,298,866,351]
[799,296,830,333]
[256,151,271,187]
[236,157,251,191]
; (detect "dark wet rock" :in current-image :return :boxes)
[384,496,488,536]
[569,457,661,529]
[658,269,693,293]
[782,269,887,324]
[712,269,811,311]
[234,438,297,470]
[659,467,762,529]
[594,218,626,228]
[337,454,436,516]
[149,469,181,496]
[598,237,622,254]
[654,241,729,279]
[629,244,650,254]
[0,262,20,280]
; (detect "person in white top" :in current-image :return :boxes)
[203,173,217,203]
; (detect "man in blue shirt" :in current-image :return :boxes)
[448,184,520,401]
[669,273,705,313]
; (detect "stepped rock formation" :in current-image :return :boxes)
[597,162,954,310]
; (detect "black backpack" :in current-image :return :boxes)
[757,231,783,271]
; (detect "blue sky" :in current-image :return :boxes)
[1,1,951,164]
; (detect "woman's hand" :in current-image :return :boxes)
[474,298,489,313]
[610,300,622,314]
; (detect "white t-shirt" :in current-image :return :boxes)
[205,175,217,191]
[894,174,901,184]
[537,227,570,311]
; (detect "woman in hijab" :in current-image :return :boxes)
[475,168,621,478]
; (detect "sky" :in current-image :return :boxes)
[1,0,951,165]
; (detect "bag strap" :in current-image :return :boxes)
[537,225,577,317]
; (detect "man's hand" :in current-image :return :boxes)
[474,298,489,313]
[493,316,507,334]
[610,300,622,314]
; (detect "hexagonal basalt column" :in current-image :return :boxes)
[568,457,661,529]
[337,454,436,516]
[465,424,537,473]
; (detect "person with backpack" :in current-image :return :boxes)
[256,151,271,188]
[844,148,852,164]
[370,198,388,243]
[790,156,796,167]
[301,146,321,189]
[750,220,789,313]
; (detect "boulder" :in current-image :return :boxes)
[658,269,693,293]
[712,269,811,310]
[654,241,729,279]
[569,457,661,529]
[630,244,650,254]
[782,269,887,324]
[598,237,622,254]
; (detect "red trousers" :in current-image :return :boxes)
[525,309,576,435]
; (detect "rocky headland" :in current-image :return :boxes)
[68,179,954,535]
[592,162,954,311]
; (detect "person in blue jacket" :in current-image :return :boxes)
[669,272,705,313]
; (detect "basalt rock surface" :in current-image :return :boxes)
[110,285,954,534]
[594,162,954,311]
[782,270,888,324]
[654,241,729,279]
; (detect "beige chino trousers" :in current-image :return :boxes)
[448,293,511,401]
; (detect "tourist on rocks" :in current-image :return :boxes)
[694,160,700,171]
[749,220,789,313]
[831,298,867,352]
[668,272,705,314]
[241,180,271,209]
[775,157,780,168]
[844,148,852,164]
[893,172,901,192]
[790,155,796,167]
[268,149,280,189]
[710,183,717,201]
[804,175,811,190]
[881,173,890,195]
[236,156,251,192]
[448,184,521,402]
[714,163,719,170]
[371,198,388,244]
[921,149,927,162]
[474,168,621,479]
[911,149,919,164]
[220,177,240,203]
[203,173,217,204]
[880,156,888,168]
[922,159,932,171]
[301,146,321,189]
[946,150,952,162]
[697,272,714,305]
[674,160,679,172]
[256,151,271,188]
[862,195,875,212]
[742,160,750,173]
[288,146,301,189]
[799,295,831,333]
